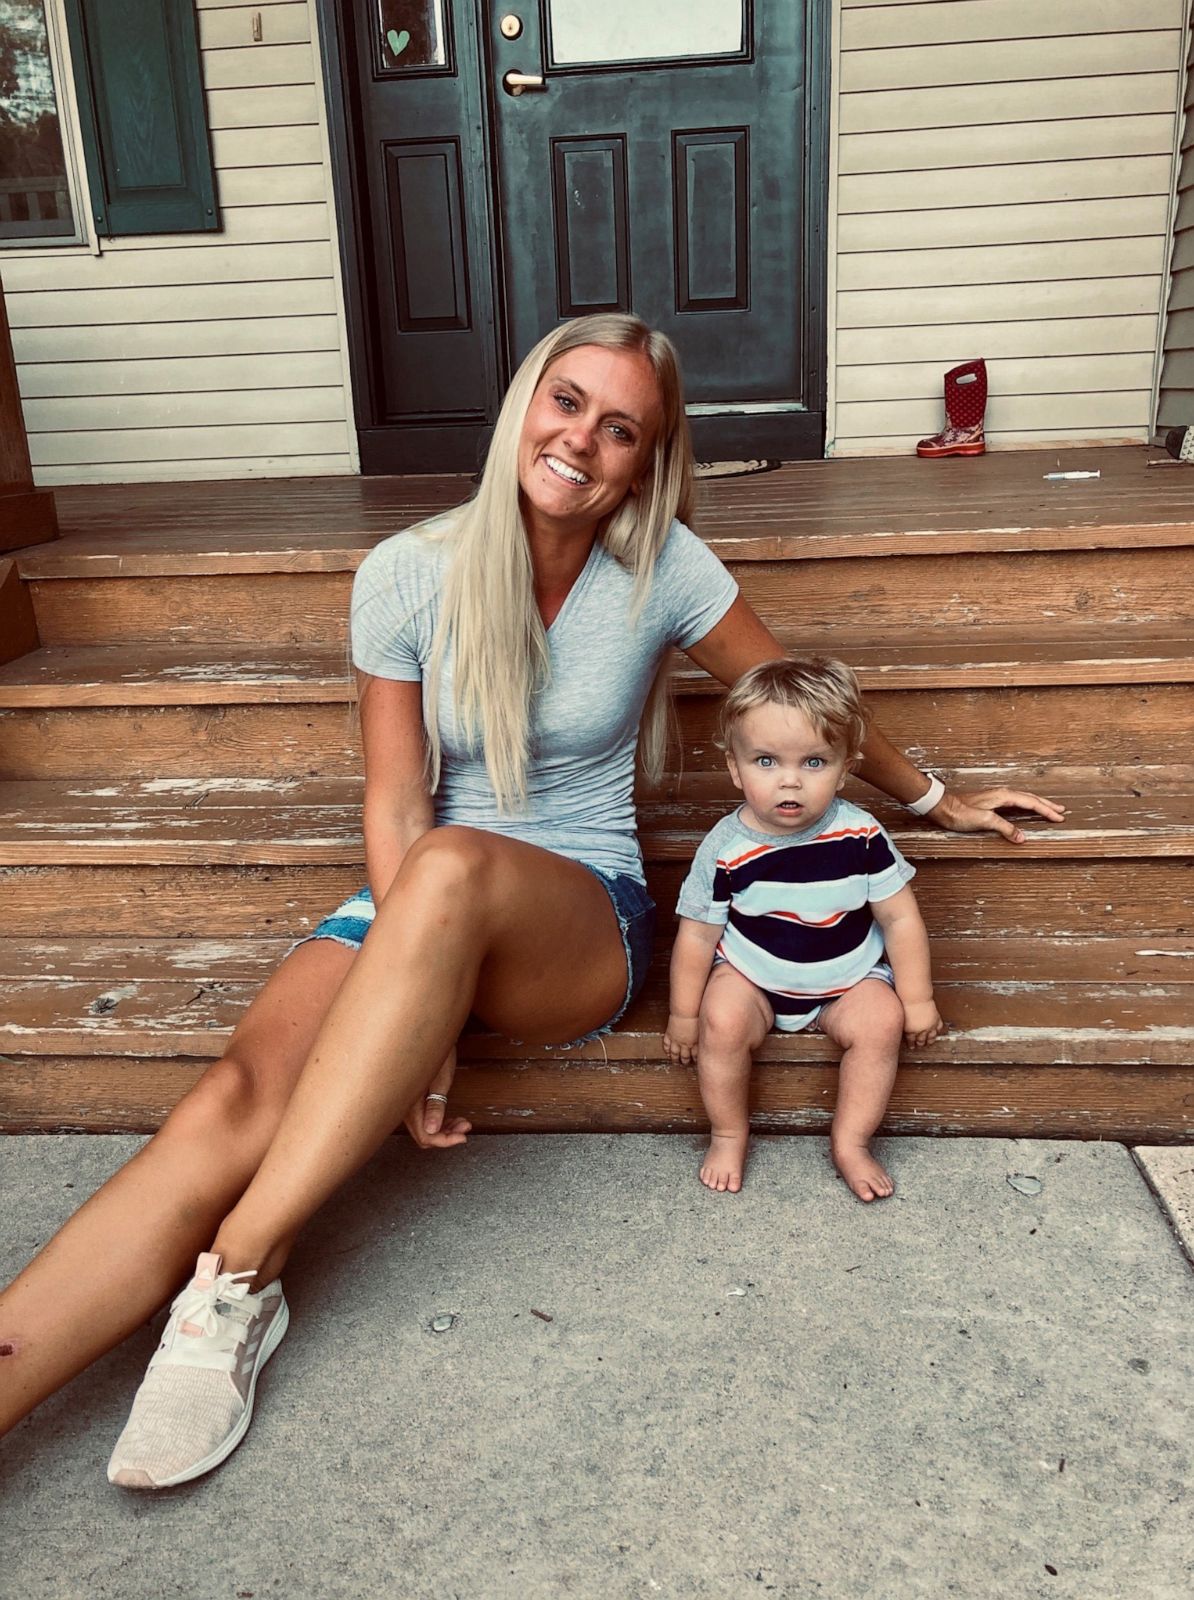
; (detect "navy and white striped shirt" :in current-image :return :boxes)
[676,798,916,1028]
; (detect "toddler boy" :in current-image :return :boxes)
[663,657,943,1200]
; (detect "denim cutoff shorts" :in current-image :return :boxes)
[295,862,656,1048]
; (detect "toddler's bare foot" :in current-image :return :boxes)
[700,1131,749,1193]
[831,1139,894,1203]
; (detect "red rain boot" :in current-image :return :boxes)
[917,358,987,457]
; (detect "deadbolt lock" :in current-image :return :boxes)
[499,14,522,39]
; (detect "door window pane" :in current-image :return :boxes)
[377,0,446,71]
[549,0,744,65]
[0,0,77,243]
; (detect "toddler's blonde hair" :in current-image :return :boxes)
[718,656,871,762]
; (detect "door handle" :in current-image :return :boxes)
[503,70,546,96]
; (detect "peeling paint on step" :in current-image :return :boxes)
[88,983,138,1016]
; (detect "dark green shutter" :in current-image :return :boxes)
[64,0,220,237]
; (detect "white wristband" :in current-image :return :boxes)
[906,773,946,816]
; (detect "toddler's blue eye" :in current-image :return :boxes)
[806,757,825,769]
[757,756,775,768]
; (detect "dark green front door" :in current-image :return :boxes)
[333,2,827,471]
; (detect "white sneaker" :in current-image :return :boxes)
[107,1251,289,1488]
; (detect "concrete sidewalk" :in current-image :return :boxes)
[2,1134,1190,1600]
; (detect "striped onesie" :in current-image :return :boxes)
[676,797,916,1031]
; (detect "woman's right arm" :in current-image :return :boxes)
[358,672,435,904]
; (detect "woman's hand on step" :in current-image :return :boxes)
[928,785,1067,844]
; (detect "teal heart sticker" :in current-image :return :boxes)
[386,27,411,59]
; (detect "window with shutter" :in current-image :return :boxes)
[63,0,219,237]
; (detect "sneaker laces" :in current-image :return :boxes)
[154,1268,262,1373]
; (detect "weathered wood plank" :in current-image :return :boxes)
[2,856,1188,941]
[2,938,1190,1062]
[3,632,1192,708]
[0,776,1188,864]
[2,682,1191,778]
[24,547,1194,645]
[3,1058,1189,1139]
[16,449,1194,577]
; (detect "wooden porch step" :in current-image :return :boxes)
[1,635,1191,780]
[0,772,1190,866]
[5,934,1190,1061]
[3,631,1193,706]
[21,539,1194,646]
[22,446,1194,574]
[1,936,1190,1138]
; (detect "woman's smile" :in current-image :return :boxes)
[518,344,661,539]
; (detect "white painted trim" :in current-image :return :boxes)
[305,0,359,473]
[1151,0,1194,434]
[1,0,97,257]
[822,0,842,457]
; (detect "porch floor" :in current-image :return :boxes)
[25,443,1193,569]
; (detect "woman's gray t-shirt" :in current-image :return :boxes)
[351,518,738,882]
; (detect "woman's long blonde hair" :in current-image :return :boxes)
[421,313,695,810]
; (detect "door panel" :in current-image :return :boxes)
[330,0,826,468]
[342,0,502,468]
[489,1,822,454]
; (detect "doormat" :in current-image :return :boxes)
[693,458,781,479]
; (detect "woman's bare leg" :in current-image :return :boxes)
[212,827,629,1285]
[0,939,356,1435]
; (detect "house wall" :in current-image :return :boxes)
[1156,18,1194,429]
[828,0,1187,456]
[1,0,357,485]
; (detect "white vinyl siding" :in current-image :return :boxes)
[829,0,1187,456]
[1157,23,1194,430]
[0,0,356,485]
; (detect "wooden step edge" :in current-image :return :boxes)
[17,519,1194,581]
[2,1058,1190,1140]
[1,824,1190,867]
[3,1022,1192,1067]
[4,637,1194,706]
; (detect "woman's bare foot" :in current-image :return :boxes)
[700,1130,749,1193]
[831,1139,894,1203]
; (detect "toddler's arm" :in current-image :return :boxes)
[664,917,723,1065]
[871,886,943,1048]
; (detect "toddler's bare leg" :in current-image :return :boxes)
[815,979,905,1202]
[695,965,772,1193]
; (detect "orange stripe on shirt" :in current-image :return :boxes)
[769,908,847,928]
[719,843,777,870]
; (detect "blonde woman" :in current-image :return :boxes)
[0,315,1062,1485]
